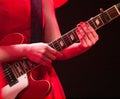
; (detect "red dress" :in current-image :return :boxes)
[0,0,65,99]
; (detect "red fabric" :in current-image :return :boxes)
[0,0,31,43]
[0,76,2,99]
[0,0,65,99]
[54,0,68,8]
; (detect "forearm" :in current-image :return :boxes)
[0,44,28,63]
[56,43,90,60]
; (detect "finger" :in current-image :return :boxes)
[79,23,93,46]
[76,23,85,39]
[47,46,57,55]
[76,23,91,47]
[81,35,92,47]
[82,25,95,45]
[37,56,52,66]
[87,25,99,41]
[84,22,99,41]
[80,38,88,48]
[44,51,56,60]
[76,28,83,39]
[28,55,48,66]
[81,22,98,46]
[42,56,52,65]
[47,46,63,58]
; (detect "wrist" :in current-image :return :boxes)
[22,44,31,57]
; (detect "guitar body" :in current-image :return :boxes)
[0,33,51,99]
[16,72,51,99]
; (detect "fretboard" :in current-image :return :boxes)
[88,3,120,30]
[49,28,80,51]
[49,2,120,51]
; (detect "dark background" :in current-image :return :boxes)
[53,0,120,98]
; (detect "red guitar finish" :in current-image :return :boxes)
[0,33,51,99]
[17,72,51,99]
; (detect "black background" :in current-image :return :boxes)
[53,0,120,98]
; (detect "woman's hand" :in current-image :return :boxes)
[75,21,99,52]
[25,43,61,66]
[56,22,99,60]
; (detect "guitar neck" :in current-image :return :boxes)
[48,2,120,51]
[88,3,120,30]
[49,28,80,51]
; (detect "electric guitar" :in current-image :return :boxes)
[0,2,120,99]
[0,33,52,99]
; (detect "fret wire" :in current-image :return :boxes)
[57,38,67,51]
[49,43,55,49]
[56,38,66,51]
[23,59,32,70]
[23,59,37,72]
[63,30,78,44]
[51,41,56,49]
[58,36,67,47]
[19,60,26,73]
[25,59,36,70]
[10,64,18,78]
[49,43,56,50]
[19,60,29,73]
[52,40,62,51]
[57,39,63,51]
[88,18,97,30]
[107,6,118,19]
[53,45,61,51]
[49,37,67,51]
[67,33,75,45]
[63,35,72,47]
[60,34,68,45]
[24,61,30,72]
[116,4,120,14]
[105,6,115,20]
[106,10,112,20]
[55,45,61,51]
[14,63,21,77]
[21,59,30,72]
[67,32,75,44]
[114,5,120,15]
[99,12,111,24]
[93,15,104,30]
[12,63,20,77]
[16,62,24,76]
[115,6,120,16]
[71,30,80,43]
[18,61,25,73]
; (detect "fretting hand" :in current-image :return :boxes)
[75,22,99,52]
[56,22,99,60]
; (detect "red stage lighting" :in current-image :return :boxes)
[54,0,68,8]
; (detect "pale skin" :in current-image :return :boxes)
[0,0,99,66]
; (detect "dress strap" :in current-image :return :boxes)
[30,0,43,43]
